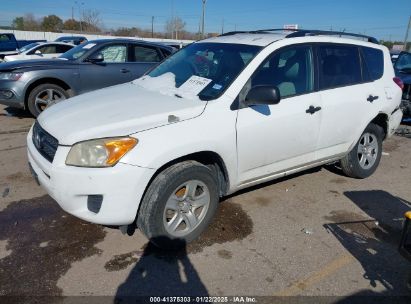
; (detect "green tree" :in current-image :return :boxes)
[42,15,63,32]
[11,17,24,30]
[63,19,80,31]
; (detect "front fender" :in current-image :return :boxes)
[120,108,238,193]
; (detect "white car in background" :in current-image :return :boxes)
[3,42,74,62]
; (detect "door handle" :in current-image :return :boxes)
[367,95,379,102]
[120,68,130,73]
[306,105,322,115]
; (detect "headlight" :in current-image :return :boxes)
[0,72,24,81]
[66,137,138,167]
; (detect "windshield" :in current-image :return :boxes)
[396,52,411,72]
[139,42,261,100]
[19,43,39,53]
[59,41,97,60]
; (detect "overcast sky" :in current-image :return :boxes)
[0,0,410,41]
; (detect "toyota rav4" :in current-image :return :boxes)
[27,29,403,248]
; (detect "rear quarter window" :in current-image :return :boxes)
[361,47,384,81]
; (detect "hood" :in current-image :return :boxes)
[3,55,19,62]
[37,82,207,145]
[0,58,75,71]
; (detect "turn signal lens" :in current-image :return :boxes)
[105,138,138,165]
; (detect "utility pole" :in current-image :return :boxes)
[201,0,206,38]
[404,15,411,51]
[75,1,84,32]
[151,16,154,38]
[71,7,74,20]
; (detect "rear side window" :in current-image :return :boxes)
[319,44,361,90]
[56,44,73,53]
[133,46,161,62]
[0,34,11,42]
[362,47,384,81]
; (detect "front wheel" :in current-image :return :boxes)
[27,83,69,117]
[137,161,219,249]
[340,123,383,179]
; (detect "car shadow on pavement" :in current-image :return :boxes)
[0,107,32,119]
[114,237,208,302]
[324,190,411,297]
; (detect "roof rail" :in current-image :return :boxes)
[220,28,379,44]
[220,31,256,36]
[284,29,379,44]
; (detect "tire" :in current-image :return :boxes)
[27,83,69,117]
[137,161,219,249]
[340,123,383,179]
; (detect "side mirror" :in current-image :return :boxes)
[34,50,42,55]
[245,85,281,106]
[86,52,104,63]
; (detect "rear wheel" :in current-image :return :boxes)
[340,123,383,179]
[27,83,69,117]
[137,161,219,249]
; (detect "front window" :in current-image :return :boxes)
[99,44,127,63]
[247,45,314,98]
[137,43,261,100]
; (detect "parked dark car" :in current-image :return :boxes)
[394,51,411,116]
[0,39,175,116]
[0,33,46,59]
[55,36,88,45]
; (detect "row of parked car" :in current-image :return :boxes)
[0,34,176,116]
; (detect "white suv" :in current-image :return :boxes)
[27,29,403,248]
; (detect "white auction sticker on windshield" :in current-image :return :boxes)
[82,43,96,49]
[178,76,212,95]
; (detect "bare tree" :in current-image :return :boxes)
[23,13,41,31]
[165,16,186,39]
[81,9,101,32]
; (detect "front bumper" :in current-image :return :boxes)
[0,81,25,108]
[27,127,155,225]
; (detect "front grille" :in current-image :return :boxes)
[32,121,58,162]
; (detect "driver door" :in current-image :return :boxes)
[236,44,322,185]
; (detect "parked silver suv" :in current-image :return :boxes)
[0,39,174,117]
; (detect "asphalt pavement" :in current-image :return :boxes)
[1,105,411,302]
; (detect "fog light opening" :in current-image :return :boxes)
[87,195,103,213]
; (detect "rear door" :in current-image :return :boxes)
[127,43,164,79]
[315,43,383,159]
[78,43,132,93]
